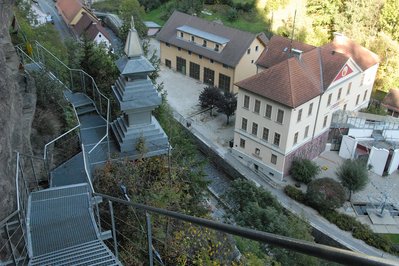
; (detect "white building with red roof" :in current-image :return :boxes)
[232,34,379,179]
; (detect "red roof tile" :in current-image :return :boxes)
[237,48,322,108]
[239,35,379,108]
[256,35,316,68]
[382,89,399,112]
[323,35,379,71]
[56,0,83,25]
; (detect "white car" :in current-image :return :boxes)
[46,14,54,24]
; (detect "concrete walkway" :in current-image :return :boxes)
[152,38,399,260]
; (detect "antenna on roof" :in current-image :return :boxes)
[289,9,297,55]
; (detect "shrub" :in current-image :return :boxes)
[284,185,306,203]
[306,178,346,210]
[336,159,369,201]
[320,209,394,253]
[226,7,238,22]
[290,157,320,184]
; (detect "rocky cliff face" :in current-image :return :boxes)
[0,0,36,221]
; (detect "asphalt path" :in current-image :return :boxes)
[37,0,74,41]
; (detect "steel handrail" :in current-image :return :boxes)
[34,41,110,104]
[81,144,95,192]
[33,41,110,158]
[43,125,80,162]
[94,192,398,266]
[88,134,108,154]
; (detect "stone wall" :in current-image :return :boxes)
[0,0,36,221]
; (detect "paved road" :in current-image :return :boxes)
[37,0,74,41]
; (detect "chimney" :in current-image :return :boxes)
[291,48,303,60]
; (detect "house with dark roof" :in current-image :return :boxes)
[56,0,95,26]
[156,11,268,92]
[232,34,379,179]
[73,12,111,48]
[382,89,399,117]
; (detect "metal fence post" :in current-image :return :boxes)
[146,212,154,266]
[108,200,118,258]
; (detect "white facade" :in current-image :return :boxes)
[233,49,379,179]
[93,32,111,48]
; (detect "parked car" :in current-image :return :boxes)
[46,14,54,24]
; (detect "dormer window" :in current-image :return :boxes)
[99,34,102,37]
[203,40,207,47]
[215,44,219,52]
[191,36,195,42]
[180,32,183,38]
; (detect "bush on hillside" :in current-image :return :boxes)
[284,185,306,203]
[290,157,320,184]
[306,178,346,210]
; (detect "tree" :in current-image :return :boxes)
[336,159,369,201]
[224,179,318,265]
[379,0,399,41]
[216,91,237,125]
[119,0,147,40]
[306,178,346,210]
[198,85,222,116]
[290,157,320,184]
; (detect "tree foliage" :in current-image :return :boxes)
[306,178,346,210]
[336,159,369,201]
[119,0,147,40]
[198,85,222,116]
[216,91,237,125]
[290,157,321,184]
[224,179,318,265]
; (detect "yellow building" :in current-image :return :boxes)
[233,34,379,179]
[156,11,268,92]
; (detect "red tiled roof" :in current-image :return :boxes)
[382,89,399,112]
[56,0,83,25]
[322,35,379,71]
[73,12,110,42]
[84,22,110,42]
[237,48,322,108]
[239,35,379,108]
[73,12,95,36]
[256,35,316,68]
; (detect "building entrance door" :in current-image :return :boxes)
[176,56,186,75]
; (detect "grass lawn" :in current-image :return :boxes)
[93,2,270,34]
[201,4,269,33]
[382,234,399,244]
[141,6,166,26]
[92,0,122,13]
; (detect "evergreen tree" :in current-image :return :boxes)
[336,159,369,201]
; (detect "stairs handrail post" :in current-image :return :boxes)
[108,200,118,259]
[15,152,21,212]
[146,212,154,266]
[107,99,110,159]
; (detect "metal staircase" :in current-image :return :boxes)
[1,41,397,266]
[27,184,120,266]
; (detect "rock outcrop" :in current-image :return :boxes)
[0,0,36,220]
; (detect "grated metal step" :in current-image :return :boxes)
[77,104,97,116]
[29,239,121,266]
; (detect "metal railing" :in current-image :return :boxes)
[32,41,110,160]
[0,152,46,265]
[93,192,398,266]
